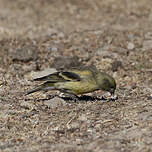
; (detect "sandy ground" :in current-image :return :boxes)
[0,0,152,151]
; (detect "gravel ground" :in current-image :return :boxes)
[0,0,152,152]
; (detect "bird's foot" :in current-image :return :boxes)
[101,94,118,101]
[110,94,118,101]
[59,93,79,102]
[70,94,79,102]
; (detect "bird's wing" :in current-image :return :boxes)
[69,68,93,79]
[33,71,81,82]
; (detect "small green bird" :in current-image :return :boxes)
[26,67,116,100]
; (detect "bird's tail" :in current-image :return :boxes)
[25,82,55,95]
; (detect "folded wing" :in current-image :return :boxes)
[33,71,81,82]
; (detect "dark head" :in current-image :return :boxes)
[97,72,116,95]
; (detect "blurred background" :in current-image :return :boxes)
[0,0,151,39]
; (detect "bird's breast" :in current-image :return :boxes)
[55,80,98,95]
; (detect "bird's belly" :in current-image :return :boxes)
[56,81,98,95]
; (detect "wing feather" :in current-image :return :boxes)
[32,66,95,82]
[33,71,81,82]
[60,72,81,81]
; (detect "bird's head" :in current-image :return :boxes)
[97,72,116,96]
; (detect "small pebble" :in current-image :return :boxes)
[147,94,152,100]
[127,42,134,50]
[44,97,67,108]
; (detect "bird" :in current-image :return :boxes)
[25,66,116,100]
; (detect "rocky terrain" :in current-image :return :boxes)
[0,0,152,151]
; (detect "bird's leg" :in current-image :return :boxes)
[68,94,79,102]
[110,94,118,101]
[64,93,79,102]
[60,89,79,102]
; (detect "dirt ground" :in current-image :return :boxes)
[0,0,152,151]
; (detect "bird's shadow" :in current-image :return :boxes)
[60,95,107,102]
[24,94,117,102]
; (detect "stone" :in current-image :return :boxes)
[44,97,67,108]
[127,42,134,50]
[10,45,38,62]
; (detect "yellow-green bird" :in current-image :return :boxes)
[26,66,116,100]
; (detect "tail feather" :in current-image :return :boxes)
[25,86,42,95]
[25,82,55,95]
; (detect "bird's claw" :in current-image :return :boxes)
[101,95,118,101]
